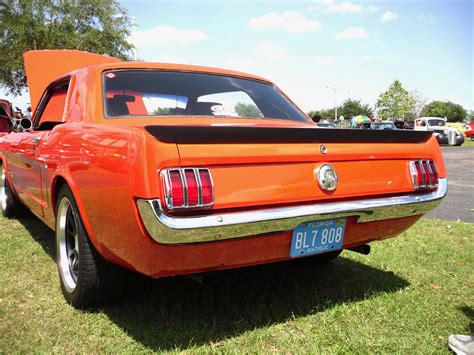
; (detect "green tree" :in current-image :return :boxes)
[421,101,467,122]
[308,98,373,121]
[153,107,171,115]
[338,98,373,118]
[234,102,263,118]
[0,0,134,95]
[406,89,427,121]
[376,80,415,120]
[467,110,474,122]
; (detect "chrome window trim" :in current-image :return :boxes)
[137,178,448,244]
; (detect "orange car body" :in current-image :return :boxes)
[0,50,447,278]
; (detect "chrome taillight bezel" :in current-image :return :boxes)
[409,160,439,190]
[161,168,214,210]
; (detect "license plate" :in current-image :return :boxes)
[290,218,347,258]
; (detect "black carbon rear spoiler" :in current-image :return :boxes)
[144,125,433,144]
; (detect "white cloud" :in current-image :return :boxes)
[380,11,397,22]
[335,26,369,39]
[248,11,321,33]
[327,2,363,13]
[130,26,207,47]
[254,42,289,62]
[366,5,380,13]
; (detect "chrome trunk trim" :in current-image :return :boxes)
[137,178,448,244]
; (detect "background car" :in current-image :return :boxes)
[370,121,397,130]
[414,117,464,146]
[464,122,474,140]
[316,122,336,128]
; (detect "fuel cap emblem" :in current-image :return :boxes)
[316,164,338,191]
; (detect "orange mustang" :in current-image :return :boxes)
[0,50,447,308]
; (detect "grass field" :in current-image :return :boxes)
[461,139,474,147]
[0,214,472,353]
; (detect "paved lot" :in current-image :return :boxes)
[426,147,474,223]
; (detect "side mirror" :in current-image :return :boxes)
[19,117,33,131]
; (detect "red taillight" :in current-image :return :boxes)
[168,170,184,207]
[184,169,199,206]
[429,161,439,183]
[415,161,425,187]
[423,161,432,187]
[199,169,214,205]
[409,160,439,190]
[162,168,214,210]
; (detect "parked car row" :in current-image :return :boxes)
[317,116,467,146]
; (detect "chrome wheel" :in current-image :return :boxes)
[57,197,80,293]
[0,165,6,211]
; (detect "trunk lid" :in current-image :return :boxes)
[143,119,436,210]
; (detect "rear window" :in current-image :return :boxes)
[103,70,309,122]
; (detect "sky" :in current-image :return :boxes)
[3,0,473,113]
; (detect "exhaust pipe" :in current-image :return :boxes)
[348,244,371,255]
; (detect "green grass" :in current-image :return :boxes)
[0,214,472,353]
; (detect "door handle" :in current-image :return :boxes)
[32,137,41,145]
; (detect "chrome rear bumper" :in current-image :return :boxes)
[137,178,447,244]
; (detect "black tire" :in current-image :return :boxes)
[455,136,464,146]
[296,250,342,266]
[55,184,127,308]
[0,162,27,218]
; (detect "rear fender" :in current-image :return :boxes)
[49,168,104,255]
[0,152,19,197]
[424,136,447,178]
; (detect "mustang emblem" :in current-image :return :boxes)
[316,164,338,191]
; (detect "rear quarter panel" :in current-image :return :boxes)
[41,122,180,274]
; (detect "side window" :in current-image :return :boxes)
[36,81,70,130]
